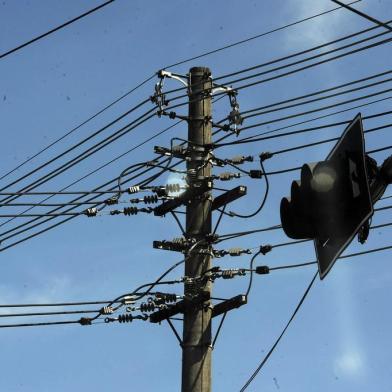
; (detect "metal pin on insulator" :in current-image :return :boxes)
[127,185,141,194]
[100,306,114,315]
[85,208,98,217]
[144,195,159,204]
[123,207,139,216]
[118,314,135,323]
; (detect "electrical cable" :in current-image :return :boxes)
[164,0,361,69]
[214,95,392,145]
[240,70,392,116]
[0,320,82,329]
[0,157,184,250]
[214,108,392,147]
[163,18,392,101]
[0,77,155,183]
[228,160,269,219]
[0,109,156,228]
[245,250,262,298]
[0,104,155,205]
[241,74,392,120]
[0,1,115,60]
[0,309,99,318]
[239,271,318,391]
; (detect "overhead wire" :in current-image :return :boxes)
[0,0,115,60]
[239,271,318,391]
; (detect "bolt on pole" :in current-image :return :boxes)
[182,66,213,392]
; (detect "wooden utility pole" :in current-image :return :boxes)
[182,66,213,392]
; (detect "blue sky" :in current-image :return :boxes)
[0,0,391,391]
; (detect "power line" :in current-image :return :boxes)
[0,1,115,60]
[239,271,318,391]
[0,75,155,183]
[215,108,392,147]
[164,0,361,69]
[1,0,353,181]
[241,74,392,120]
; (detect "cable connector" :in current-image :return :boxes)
[79,317,92,326]
[255,265,270,275]
[249,170,263,179]
[105,197,118,205]
[259,152,274,162]
[260,244,272,255]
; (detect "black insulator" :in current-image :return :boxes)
[156,293,177,303]
[118,314,134,323]
[140,302,156,312]
[105,197,118,205]
[144,195,159,204]
[169,111,176,119]
[123,207,138,216]
[127,185,141,194]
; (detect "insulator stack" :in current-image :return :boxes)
[127,186,141,194]
[156,293,177,303]
[165,183,181,194]
[229,155,253,164]
[85,208,98,217]
[118,314,134,323]
[172,237,187,245]
[217,172,241,181]
[100,306,114,315]
[221,269,246,279]
[123,207,139,216]
[144,195,159,204]
[140,302,156,312]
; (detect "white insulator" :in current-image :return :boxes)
[127,185,141,194]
